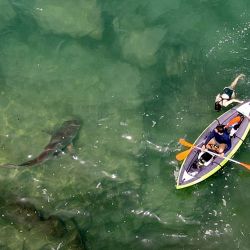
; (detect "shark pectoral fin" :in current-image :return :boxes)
[67,143,77,157]
[67,143,73,153]
[66,143,79,160]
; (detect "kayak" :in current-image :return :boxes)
[176,101,250,189]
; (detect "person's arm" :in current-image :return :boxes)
[204,131,215,145]
[223,99,243,107]
[224,137,232,154]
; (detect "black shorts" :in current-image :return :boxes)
[222,87,234,99]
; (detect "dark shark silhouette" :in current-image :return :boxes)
[1,119,81,168]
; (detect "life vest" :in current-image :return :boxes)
[225,114,244,137]
[225,115,243,129]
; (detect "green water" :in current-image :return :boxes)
[0,0,250,249]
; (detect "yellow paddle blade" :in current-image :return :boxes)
[176,148,192,161]
[179,138,194,148]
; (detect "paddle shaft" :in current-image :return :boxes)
[187,144,242,166]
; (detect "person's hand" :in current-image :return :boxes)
[219,152,224,157]
[201,145,206,152]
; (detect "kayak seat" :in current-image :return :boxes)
[197,151,214,167]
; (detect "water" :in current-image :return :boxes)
[0,0,250,249]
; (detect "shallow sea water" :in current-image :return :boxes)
[0,0,250,249]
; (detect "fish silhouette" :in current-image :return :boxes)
[1,119,81,168]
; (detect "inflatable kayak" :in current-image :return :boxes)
[176,101,250,189]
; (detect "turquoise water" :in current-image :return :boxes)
[0,0,250,249]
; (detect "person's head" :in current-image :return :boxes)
[215,102,222,112]
[215,125,225,134]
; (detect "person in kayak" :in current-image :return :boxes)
[201,125,231,156]
[214,74,245,112]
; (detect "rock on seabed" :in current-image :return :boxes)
[33,0,103,39]
[119,27,166,68]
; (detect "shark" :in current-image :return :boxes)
[1,119,81,168]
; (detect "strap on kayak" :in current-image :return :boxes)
[215,118,221,125]
[233,134,244,143]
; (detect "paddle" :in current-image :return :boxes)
[177,138,250,170]
[179,138,196,148]
[175,148,192,161]
[175,140,205,161]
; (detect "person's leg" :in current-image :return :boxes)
[217,143,227,154]
[230,74,245,89]
[206,138,218,150]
